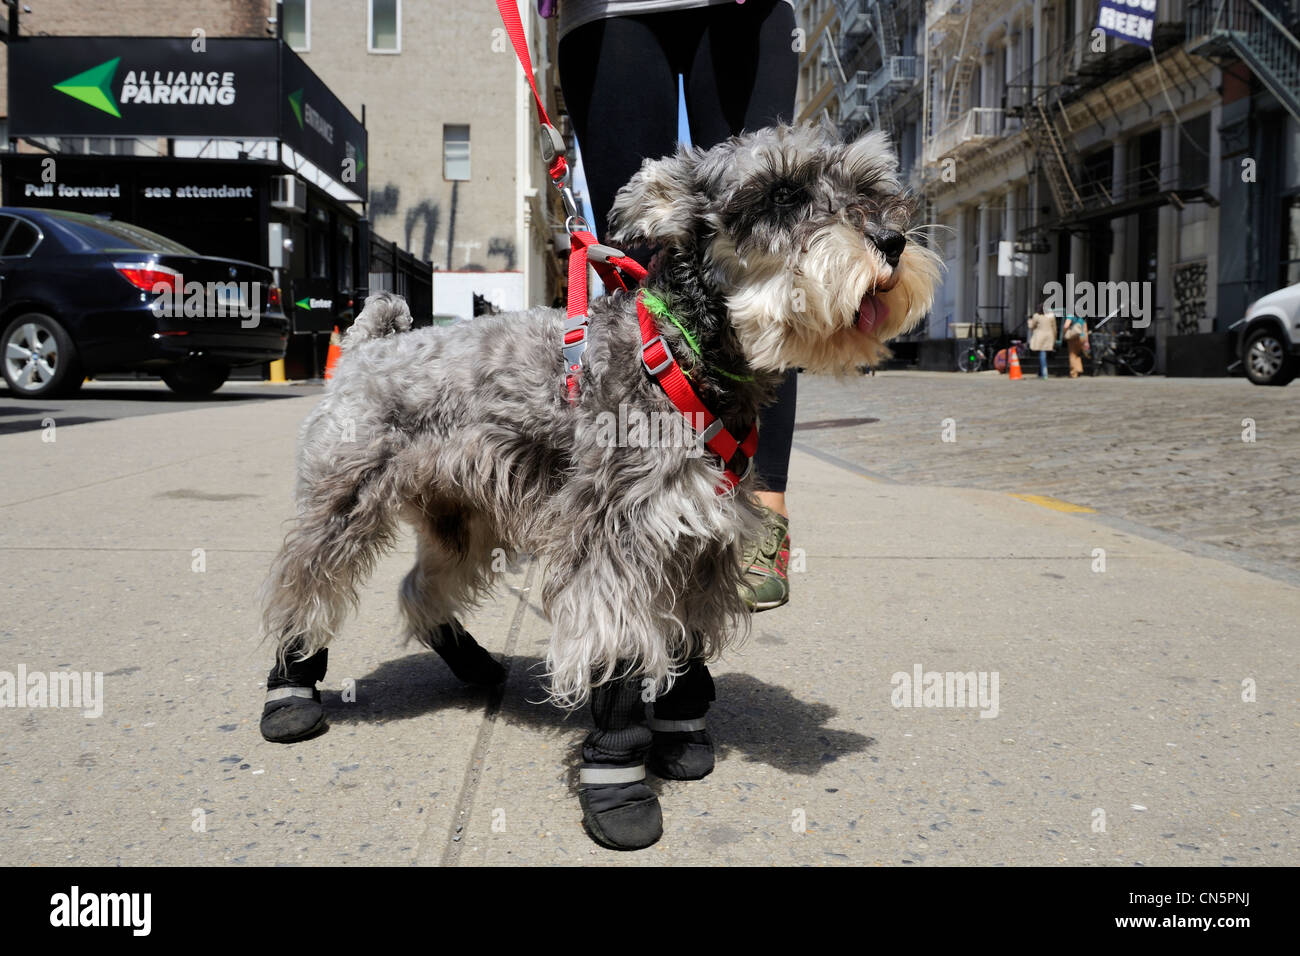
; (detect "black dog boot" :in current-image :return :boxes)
[427,619,507,686]
[647,658,715,781]
[578,674,662,851]
[260,645,328,743]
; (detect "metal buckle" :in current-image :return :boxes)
[738,455,754,482]
[565,214,590,235]
[559,183,579,219]
[563,337,588,369]
[563,313,589,331]
[641,336,673,376]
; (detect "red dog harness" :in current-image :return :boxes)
[636,293,758,492]
[497,0,756,492]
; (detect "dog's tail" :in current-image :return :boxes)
[344,291,413,346]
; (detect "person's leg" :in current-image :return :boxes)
[752,370,796,513]
[1039,349,1048,378]
[681,0,799,145]
[558,16,681,256]
[682,0,799,603]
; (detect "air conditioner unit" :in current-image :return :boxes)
[270,174,307,213]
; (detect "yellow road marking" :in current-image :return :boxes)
[1010,494,1096,514]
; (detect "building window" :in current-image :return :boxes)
[444,124,470,181]
[284,0,309,51]
[369,0,400,53]
[1179,113,1211,190]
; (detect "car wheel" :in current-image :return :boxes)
[1,313,83,398]
[1243,329,1296,386]
[161,363,230,397]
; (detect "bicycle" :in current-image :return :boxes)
[957,318,1020,372]
[1087,314,1155,376]
[958,329,1027,373]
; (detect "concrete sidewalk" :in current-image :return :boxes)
[1,393,1296,865]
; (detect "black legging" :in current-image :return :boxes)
[559,0,798,494]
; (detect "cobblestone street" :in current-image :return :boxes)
[793,372,1300,581]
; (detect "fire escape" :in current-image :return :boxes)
[1016,82,1085,220]
[922,2,1004,170]
[838,0,920,143]
[1188,0,1300,120]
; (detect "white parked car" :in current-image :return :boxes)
[1234,281,1300,386]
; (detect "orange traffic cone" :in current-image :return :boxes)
[1008,346,1023,380]
[323,326,342,381]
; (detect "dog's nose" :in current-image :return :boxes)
[872,230,906,266]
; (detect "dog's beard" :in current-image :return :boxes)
[713,224,943,372]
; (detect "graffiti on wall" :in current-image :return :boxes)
[1173,261,1208,335]
[368,182,522,272]
[405,201,440,263]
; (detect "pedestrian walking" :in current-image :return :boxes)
[1027,301,1056,379]
[1060,312,1089,378]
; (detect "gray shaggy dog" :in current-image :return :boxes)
[259,121,941,850]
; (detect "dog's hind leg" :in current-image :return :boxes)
[259,449,402,742]
[398,515,506,686]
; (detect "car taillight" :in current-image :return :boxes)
[115,262,180,293]
[268,286,282,308]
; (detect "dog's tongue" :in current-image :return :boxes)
[857,294,888,334]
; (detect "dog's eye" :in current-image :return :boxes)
[770,182,805,207]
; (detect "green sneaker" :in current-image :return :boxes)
[740,509,790,612]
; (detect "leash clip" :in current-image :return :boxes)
[587,243,623,264]
[539,123,567,164]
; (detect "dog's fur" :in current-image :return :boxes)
[262,121,941,707]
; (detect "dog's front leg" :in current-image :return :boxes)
[647,655,716,781]
[578,671,661,851]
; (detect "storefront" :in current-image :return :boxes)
[3,34,431,378]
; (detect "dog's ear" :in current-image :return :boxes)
[607,146,702,247]
[842,128,900,185]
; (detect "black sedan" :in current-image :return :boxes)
[0,207,288,397]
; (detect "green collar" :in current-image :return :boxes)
[639,289,755,383]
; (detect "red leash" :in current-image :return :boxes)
[496,1,753,491]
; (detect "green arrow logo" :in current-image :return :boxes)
[295,297,312,310]
[53,57,122,117]
[288,88,304,128]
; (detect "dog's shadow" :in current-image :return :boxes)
[321,652,873,777]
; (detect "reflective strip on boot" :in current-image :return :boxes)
[578,764,646,785]
[647,716,707,733]
[265,686,316,703]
